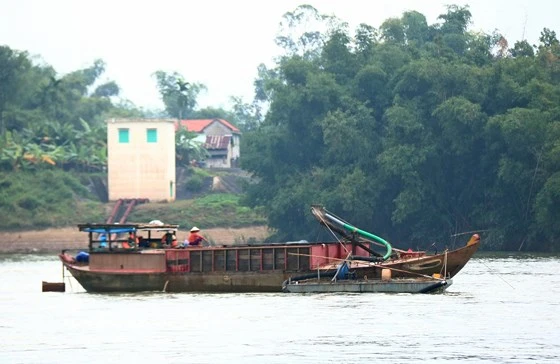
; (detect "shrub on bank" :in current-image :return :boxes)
[0,170,105,229]
[0,171,266,231]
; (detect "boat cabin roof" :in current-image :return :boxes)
[78,223,179,234]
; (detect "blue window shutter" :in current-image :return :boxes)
[118,128,129,143]
[147,128,157,143]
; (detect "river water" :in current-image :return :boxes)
[1,253,559,364]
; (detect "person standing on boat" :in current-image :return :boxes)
[188,227,207,246]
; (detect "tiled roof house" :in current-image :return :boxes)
[177,118,241,168]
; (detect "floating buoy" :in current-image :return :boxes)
[42,281,65,292]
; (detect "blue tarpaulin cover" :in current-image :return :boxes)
[334,262,349,280]
[75,251,90,263]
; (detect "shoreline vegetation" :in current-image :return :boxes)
[0,226,270,254]
[2,5,560,252]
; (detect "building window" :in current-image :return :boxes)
[118,128,129,143]
[147,128,157,143]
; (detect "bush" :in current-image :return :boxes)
[128,193,267,228]
[0,170,266,231]
[185,174,205,191]
[0,170,105,229]
[17,196,40,210]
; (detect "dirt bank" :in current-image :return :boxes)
[0,226,270,253]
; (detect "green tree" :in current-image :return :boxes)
[242,4,560,252]
[380,18,405,44]
[0,47,129,173]
[0,47,33,133]
[510,40,535,58]
[153,71,206,119]
[229,96,262,132]
[175,126,207,168]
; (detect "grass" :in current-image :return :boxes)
[0,170,266,230]
[0,170,106,229]
[128,193,266,228]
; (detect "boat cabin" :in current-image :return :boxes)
[78,223,180,251]
[76,223,373,274]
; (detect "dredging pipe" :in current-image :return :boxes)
[322,211,393,261]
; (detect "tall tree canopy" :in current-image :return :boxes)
[242,5,560,252]
[153,71,206,119]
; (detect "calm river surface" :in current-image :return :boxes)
[1,253,559,364]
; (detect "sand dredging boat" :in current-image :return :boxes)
[57,206,479,293]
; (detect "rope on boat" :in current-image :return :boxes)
[450,229,490,237]
[479,260,516,289]
[287,252,443,280]
[61,265,73,292]
[444,250,448,278]
[66,273,73,291]
[313,208,350,255]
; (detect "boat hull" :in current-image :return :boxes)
[64,263,304,293]
[283,278,452,294]
[60,235,479,293]
[351,240,479,279]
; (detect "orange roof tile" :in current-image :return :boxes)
[175,119,240,133]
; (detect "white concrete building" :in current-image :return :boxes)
[107,118,176,202]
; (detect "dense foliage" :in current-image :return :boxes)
[0,51,144,172]
[0,51,139,228]
[0,170,106,229]
[241,5,560,251]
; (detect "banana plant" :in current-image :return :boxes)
[0,130,27,170]
[175,125,208,168]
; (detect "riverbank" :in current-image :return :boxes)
[0,226,270,253]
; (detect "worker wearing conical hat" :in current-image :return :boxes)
[188,226,207,246]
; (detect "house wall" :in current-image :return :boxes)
[204,121,231,135]
[204,136,240,168]
[107,118,176,201]
[204,121,241,168]
[230,134,240,164]
[205,150,229,168]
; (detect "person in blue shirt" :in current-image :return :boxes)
[99,233,108,248]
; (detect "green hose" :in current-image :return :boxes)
[324,212,392,260]
[343,224,392,260]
